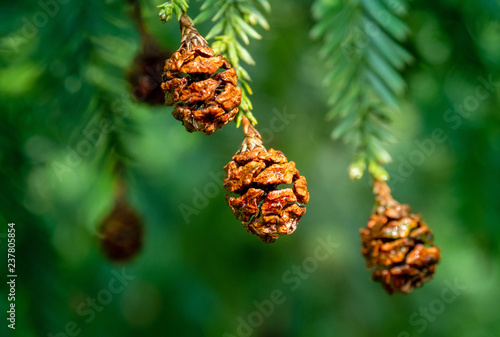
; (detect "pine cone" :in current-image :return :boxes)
[360,181,440,294]
[98,201,143,262]
[161,16,241,135]
[127,38,172,106]
[223,119,310,243]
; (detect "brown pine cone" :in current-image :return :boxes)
[223,118,310,243]
[127,38,172,105]
[161,15,241,135]
[98,201,143,263]
[360,181,440,294]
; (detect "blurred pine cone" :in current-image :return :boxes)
[360,181,440,294]
[127,39,172,105]
[98,201,143,263]
[223,119,309,243]
[161,15,241,135]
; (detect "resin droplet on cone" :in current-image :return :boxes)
[161,16,241,134]
[360,181,440,294]
[223,119,309,243]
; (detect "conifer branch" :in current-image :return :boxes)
[311,0,413,181]
[195,0,270,127]
[81,29,139,179]
[158,0,189,22]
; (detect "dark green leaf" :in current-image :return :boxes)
[366,48,406,94]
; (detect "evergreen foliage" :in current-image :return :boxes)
[0,0,499,335]
[311,0,413,180]
[195,0,270,126]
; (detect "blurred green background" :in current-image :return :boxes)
[1,0,500,336]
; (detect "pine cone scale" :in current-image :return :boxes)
[253,162,296,186]
[214,68,238,86]
[215,83,242,110]
[180,78,219,103]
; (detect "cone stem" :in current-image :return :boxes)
[240,116,263,152]
[373,179,390,196]
[113,161,128,205]
[242,116,261,139]
[179,14,207,49]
